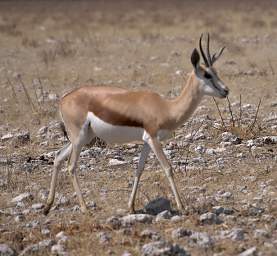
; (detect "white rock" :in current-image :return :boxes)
[11,192,33,203]
[56,231,68,244]
[190,231,214,248]
[1,133,13,141]
[31,203,44,210]
[239,247,257,256]
[155,210,172,222]
[199,212,221,225]
[0,244,16,256]
[141,241,189,256]
[121,214,153,226]
[51,244,68,256]
[108,158,127,166]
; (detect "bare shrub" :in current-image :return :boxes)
[212,96,263,139]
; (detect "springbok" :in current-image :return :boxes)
[43,34,229,215]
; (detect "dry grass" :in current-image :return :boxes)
[0,1,277,255]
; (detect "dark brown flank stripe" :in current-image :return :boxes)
[88,98,144,128]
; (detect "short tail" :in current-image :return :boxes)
[59,121,69,141]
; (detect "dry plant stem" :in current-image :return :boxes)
[213,97,226,129]
[183,120,204,174]
[6,75,18,104]
[268,59,275,75]
[247,98,262,133]
[226,96,235,127]
[18,77,37,112]
[32,81,41,109]
[239,94,242,127]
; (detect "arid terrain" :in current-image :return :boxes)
[0,1,276,255]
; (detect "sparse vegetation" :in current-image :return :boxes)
[0,1,276,256]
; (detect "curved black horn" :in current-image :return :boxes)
[206,33,212,66]
[199,34,209,67]
[212,46,225,64]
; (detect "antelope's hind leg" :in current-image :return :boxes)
[67,119,95,213]
[128,142,150,213]
[44,143,72,215]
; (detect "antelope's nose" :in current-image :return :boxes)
[222,87,229,98]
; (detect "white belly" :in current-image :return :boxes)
[87,112,173,144]
[87,112,144,144]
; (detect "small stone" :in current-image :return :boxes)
[144,197,171,215]
[97,232,111,244]
[121,214,153,227]
[239,247,257,256]
[11,192,33,203]
[190,232,214,248]
[32,203,44,210]
[140,229,161,241]
[170,215,183,223]
[57,195,69,206]
[15,214,25,223]
[41,228,50,235]
[19,244,39,255]
[1,133,14,142]
[106,216,122,229]
[0,244,16,256]
[172,228,192,239]
[212,206,224,215]
[56,231,68,244]
[14,131,30,144]
[108,159,127,166]
[121,252,132,256]
[199,212,221,225]
[51,244,68,256]
[141,241,189,256]
[225,228,244,241]
[37,126,48,136]
[38,239,55,248]
[155,210,172,222]
[26,220,40,228]
[254,229,269,238]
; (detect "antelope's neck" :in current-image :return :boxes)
[168,72,203,129]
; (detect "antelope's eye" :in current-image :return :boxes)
[204,72,212,80]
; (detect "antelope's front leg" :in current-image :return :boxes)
[128,143,150,213]
[147,136,183,211]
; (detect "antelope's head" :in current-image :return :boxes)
[191,34,229,98]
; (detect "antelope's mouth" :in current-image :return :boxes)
[220,88,229,98]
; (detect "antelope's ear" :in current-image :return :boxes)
[191,48,200,69]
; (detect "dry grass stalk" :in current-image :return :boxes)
[6,75,18,104]
[213,97,226,129]
[226,96,235,127]
[247,98,262,134]
[18,76,37,113]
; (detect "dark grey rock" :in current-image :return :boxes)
[145,197,171,215]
